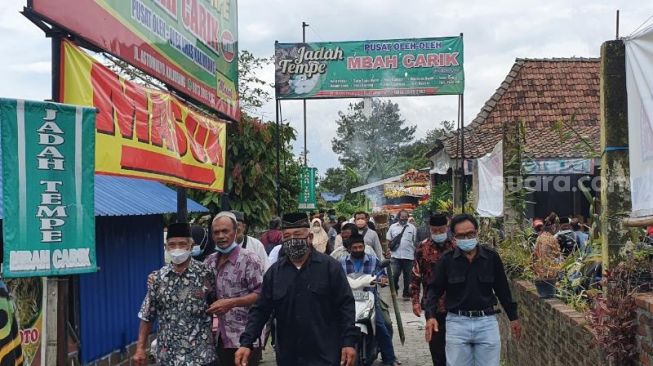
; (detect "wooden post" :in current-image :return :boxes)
[599,40,631,269]
[502,122,524,238]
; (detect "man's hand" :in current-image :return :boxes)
[384,251,392,259]
[412,303,422,317]
[146,271,156,287]
[207,298,235,316]
[340,346,356,366]
[425,318,439,342]
[378,276,389,287]
[510,320,522,340]
[234,347,251,366]
[132,347,147,366]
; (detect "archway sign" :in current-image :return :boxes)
[272,36,465,213]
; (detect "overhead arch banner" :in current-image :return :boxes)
[61,40,227,192]
[275,36,464,99]
[29,0,239,121]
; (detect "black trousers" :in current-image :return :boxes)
[429,312,447,366]
[217,335,261,366]
[392,258,413,297]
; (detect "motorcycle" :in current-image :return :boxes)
[347,260,391,366]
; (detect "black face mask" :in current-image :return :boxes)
[282,238,310,261]
[350,251,365,259]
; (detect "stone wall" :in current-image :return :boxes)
[636,293,653,366]
[498,280,607,366]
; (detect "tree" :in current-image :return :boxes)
[332,99,416,183]
[396,120,456,171]
[318,167,361,196]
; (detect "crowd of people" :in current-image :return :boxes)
[133,209,523,366]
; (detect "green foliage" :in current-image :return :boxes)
[395,121,456,172]
[331,99,416,182]
[188,116,300,230]
[412,182,453,225]
[238,50,272,114]
[318,167,362,197]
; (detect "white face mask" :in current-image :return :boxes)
[168,248,191,264]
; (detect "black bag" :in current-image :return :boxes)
[389,225,408,251]
[557,231,577,256]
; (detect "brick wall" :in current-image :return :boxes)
[636,293,653,366]
[498,280,607,366]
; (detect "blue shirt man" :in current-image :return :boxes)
[339,233,400,366]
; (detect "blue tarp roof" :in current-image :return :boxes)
[0,174,208,218]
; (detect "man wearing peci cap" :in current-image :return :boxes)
[204,211,265,366]
[410,213,454,366]
[236,212,359,366]
[133,223,218,366]
[232,210,270,272]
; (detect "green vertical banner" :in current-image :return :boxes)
[298,167,317,211]
[1,98,96,277]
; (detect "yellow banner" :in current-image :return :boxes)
[61,40,226,192]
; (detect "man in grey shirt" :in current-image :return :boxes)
[354,211,386,259]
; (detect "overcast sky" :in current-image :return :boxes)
[1,0,652,178]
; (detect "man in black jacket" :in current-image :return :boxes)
[236,212,359,366]
[424,214,522,366]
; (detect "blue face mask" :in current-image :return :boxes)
[216,242,238,254]
[191,245,202,257]
[431,233,447,244]
[456,238,478,252]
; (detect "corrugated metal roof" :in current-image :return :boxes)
[0,174,208,218]
[94,175,208,216]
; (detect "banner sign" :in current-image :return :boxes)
[61,40,227,192]
[1,98,96,277]
[625,27,653,218]
[275,37,464,99]
[298,167,317,210]
[522,158,594,175]
[6,277,46,366]
[30,0,239,121]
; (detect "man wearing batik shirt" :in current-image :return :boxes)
[134,222,218,366]
[410,213,453,366]
[205,211,264,366]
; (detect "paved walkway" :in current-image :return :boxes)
[259,286,434,366]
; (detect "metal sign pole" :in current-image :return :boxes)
[302,22,309,166]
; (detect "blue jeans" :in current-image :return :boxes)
[375,298,397,364]
[445,313,500,366]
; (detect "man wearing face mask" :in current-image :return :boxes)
[191,223,215,261]
[409,213,453,366]
[354,211,386,259]
[339,233,400,366]
[236,212,359,366]
[387,210,417,300]
[232,210,270,272]
[425,214,522,366]
[204,212,264,366]
[133,222,218,366]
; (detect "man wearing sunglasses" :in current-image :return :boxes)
[424,214,521,366]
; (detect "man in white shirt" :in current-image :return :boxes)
[386,210,417,299]
[232,211,270,272]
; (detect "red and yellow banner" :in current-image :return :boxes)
[61,40,226,192]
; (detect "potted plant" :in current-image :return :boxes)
[532,231,562,298]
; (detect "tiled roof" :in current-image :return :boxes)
[433,58,600,159]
